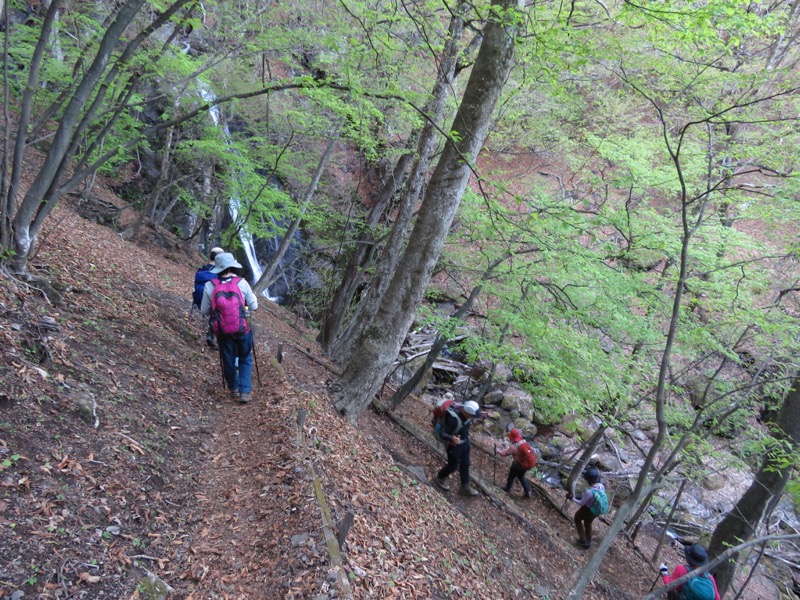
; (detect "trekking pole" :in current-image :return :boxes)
[248,310,262,387]
[218,347,225,389]
[648,572,662,593]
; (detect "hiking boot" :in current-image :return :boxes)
[435,477,450,491]
[239,393,251,404]
[524,490,532,498]
[577,538,590,548]
[460,484,479,497]
[230,390,240,400]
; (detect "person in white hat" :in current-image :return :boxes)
[193,247,224,347]
[200,253,258,403]
[434,400,481,496]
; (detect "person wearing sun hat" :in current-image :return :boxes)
[659,543,721,600]
[200,253,258,403]
[496,428,536,498]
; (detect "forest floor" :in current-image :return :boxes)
[0,200,774,600]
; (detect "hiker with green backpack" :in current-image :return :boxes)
[659,544,720,600]
[566,466,608,548]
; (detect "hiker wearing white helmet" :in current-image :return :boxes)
[434,400,481,497]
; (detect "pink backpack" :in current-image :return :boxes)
[210,277,249,336]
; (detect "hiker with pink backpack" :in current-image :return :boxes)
[496,428,537,498]
[200,253,258,403]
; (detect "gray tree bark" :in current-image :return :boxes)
[707,375,800,596]
[333,0,523,421]
[328,5,469,361]
[5,0,193,275]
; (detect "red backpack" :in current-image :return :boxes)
[431,399,462,442]
[210,277,249,337]
[517,442,537,470]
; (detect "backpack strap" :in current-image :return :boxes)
[445,407,463,437]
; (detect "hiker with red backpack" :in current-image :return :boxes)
[200,253,258,403]
[496,428,537,498]
[659,544,720,600]
[193,247,224,347]
[566,466,608,548]
[434,399,481,497]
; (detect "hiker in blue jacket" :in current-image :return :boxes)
[435,400,481,497]
[200,253,258,403]
[193,247,224,347]
[566,466,606,548]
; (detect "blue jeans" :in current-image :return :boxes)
[218,331,253,393]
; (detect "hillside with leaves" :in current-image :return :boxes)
[2,0,800,597]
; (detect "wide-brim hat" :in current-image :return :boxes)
[684,544,708,566]
[211,252,242,273]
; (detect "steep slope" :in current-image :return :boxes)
[0,201,700,599]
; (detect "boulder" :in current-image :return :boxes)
[483,390,505,405]
[512,416,536,434]
[500,385,533,419]
[593,452,621,473]
[493,363,514,383]
[702,473,726,492]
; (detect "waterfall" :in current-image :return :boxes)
[199,85,276,301]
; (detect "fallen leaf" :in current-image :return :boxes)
[79,572,101,583]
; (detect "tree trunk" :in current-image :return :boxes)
[388,249,515,408]
[329,4,469,361]
[2,0,60,250]
[317,149,415,349]
[122,96,180,240]
[707,375,800,596]
[8,0,146,274]
[333,0,522,422]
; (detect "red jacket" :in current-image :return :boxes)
[662,564,721,600]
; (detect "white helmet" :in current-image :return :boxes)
[463,400,480,416]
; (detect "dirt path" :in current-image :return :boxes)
[1,204,683,599]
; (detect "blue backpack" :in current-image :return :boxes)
[193,265,217,308]
[679,570,715,600]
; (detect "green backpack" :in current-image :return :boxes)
[679,571,715,600]
[589,487,609,516]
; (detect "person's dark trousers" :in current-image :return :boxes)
[574,505,596,545]
[217,331,254,393]
[505,462,531,494]
[437,441,471,486]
